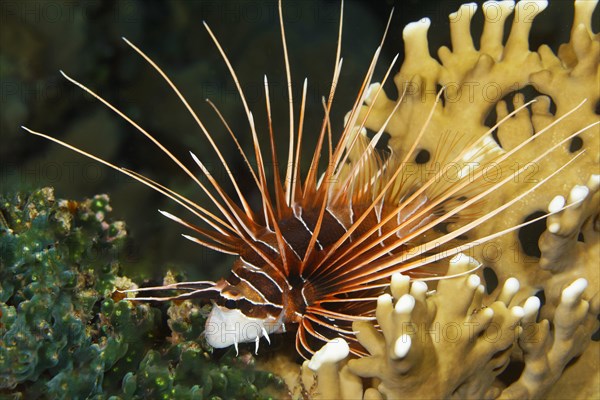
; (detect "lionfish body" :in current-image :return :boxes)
[23,1,595,359]
[203,189,445,357]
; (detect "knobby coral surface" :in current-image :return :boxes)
[286,0,599,399]
[298,255,596,399]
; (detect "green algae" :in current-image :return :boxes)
[0,187,285,399]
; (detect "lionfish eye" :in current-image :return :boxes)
[224,299,238,309]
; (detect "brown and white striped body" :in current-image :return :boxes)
[204,187,472,358]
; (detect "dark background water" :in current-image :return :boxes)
[0,0,581,283]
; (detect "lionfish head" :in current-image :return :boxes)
[204,298,284,351]
[203,269,287,352]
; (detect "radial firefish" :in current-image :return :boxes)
[23,0,597,359]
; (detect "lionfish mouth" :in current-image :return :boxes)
[22,0,597,360]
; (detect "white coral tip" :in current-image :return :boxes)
[392,272,410,286]
[364,82,381,104]
[410,281,428,297]
[449,253,463,265]
[403,18,431,39]
[450,253,477,269]
[561,278,588,304]
[503,277,520,296]
[450,3,477,20]
[568,185,589,204]
[511,306,525,319]
[394,334,412,359]
[467,274,481,289]
[523,296,541,318]
[395,294,416,314]
[307,338,350,371]
[548,222,560,233]
[343,112,350,126]
[498,277,520,305]
[483,307,494,318]
[588,174,600,191]
[377,293,393,308]
[548,195,565,213]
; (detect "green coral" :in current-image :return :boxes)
[0,187,285,399]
